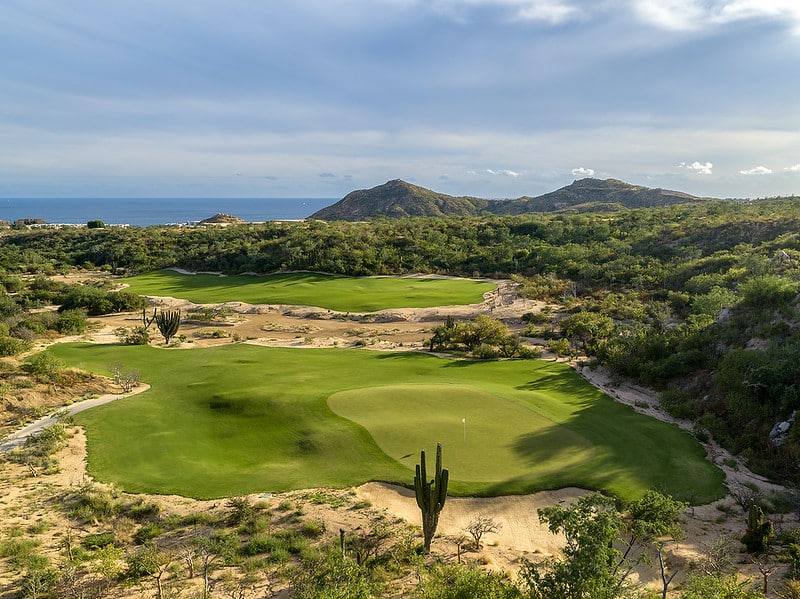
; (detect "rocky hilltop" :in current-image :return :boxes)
[309,179,489,220]
[310,178,709,221]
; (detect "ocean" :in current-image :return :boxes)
[0,197,335,226]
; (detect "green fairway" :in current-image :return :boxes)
[50,343,725,503]
[120,270,496,311]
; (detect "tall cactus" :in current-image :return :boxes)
[414,442,449,553]
[141,307,157,330]
[155,309,181,344]
[742,499,773,554]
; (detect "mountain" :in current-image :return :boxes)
[488,178,707,215]
[309,179,489,220]
[309,178,709,221]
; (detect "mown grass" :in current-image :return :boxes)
[120,270,496,311]
[50,343,725,503]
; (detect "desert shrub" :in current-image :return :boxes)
[22,352,64,382]
[416,563,521,598]
[241,534,282,557]
[69,484,122,523]
[54,309,88,334]
[81,532,116,549]
[0,275,24,293]
[241,514,272,535]
[20,565,58,598]
[473,343,499,360]
[677,573,764,598]
[6,423,68,472]
[59,286,146,315]
[0,335,30,356]
[177,512,218,527]
[777,580,800,598]
[289,550,379,599]
[0,536,41,569]
[126,499,161,521]
[227,496,255,526]
[739,275,798,308]
[115,326,150,345]
[299,519,326,538]
[133,524,162,545]
[545,337,571,356]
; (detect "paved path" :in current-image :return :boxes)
[0,384,150,453]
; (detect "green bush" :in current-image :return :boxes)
[299,519,326,538]
[739,275,798,308]
[0,335,30,356]
[473,343,499,360]
[69,484,122,523]
[23,352,64,382]
[133,524,162,545]
[416,563,520,598]
[81,532,116,549]
[55,309,88,334]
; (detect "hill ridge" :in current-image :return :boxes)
[310,177,709,220]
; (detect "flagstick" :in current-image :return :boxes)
[462,417,466,442]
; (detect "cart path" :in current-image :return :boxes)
[0,384,150,453]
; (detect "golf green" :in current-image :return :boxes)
[50,343,725,502]
[328,384,595,482]
[120,270,496,311]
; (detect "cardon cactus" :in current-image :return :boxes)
[155,309,181,344]
[414,443,449,553]
[742,500,773,554]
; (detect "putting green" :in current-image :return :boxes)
[121,270,495,311]
[328,384,595,482]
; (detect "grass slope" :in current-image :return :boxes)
[120,270,496,311]
[50,344,725,503]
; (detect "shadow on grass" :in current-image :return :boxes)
[515,370,603,404]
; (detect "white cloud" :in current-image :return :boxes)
[787,164,800,172]
[486,168,522,177]
[679,161,713,175]
[631,0,800,33]
[572,167,595,177]
[739,165,773,175]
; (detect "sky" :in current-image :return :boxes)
[1,1,800,200]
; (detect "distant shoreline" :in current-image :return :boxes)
[0,197,335,227]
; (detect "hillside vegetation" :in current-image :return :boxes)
[2,196,800,485]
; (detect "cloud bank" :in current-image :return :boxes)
[679,161,714,175]
[739,166,773,175]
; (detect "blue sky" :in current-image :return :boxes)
[1,0,799,199]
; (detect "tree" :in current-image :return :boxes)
[559,311,614,351]
[126,543,175,599]
[462,314,508,351]
[414,443,449,553]
[155,309,181,344]
[519,492,625,599]
[465,516,501,550]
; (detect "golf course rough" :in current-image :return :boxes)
[51,343,726,503]
[120,270,497,312]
